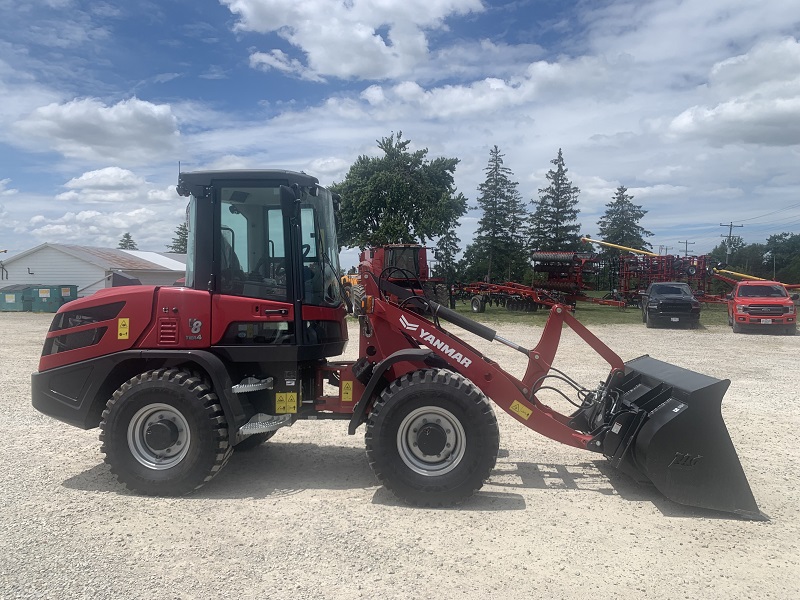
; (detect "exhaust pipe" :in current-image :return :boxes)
[589,355,767,520]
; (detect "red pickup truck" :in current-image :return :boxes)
[728,280,798,335]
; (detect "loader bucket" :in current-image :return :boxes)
[599,356,766,520]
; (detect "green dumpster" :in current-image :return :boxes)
[58,285,78,305]
[0,284,37,312]
[30,285,63,313]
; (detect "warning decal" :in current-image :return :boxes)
[276,392,298,414]
[118,318,130,340]
[509,400,532,421]
[342,380,353,402]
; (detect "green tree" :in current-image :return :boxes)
[166,223,188,253]
[766,232,800,282]
[462,145,529,282]
[528,148,582,252]
[431,228,462,285]
[331,132,466,249]
[596,186,653,254]
[118,232,138,250]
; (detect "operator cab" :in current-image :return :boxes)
[177,169,346,359]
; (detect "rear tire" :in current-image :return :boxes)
[433,283,450,306]
[351,284,366,315]
[365,369,499,506]
[100,368,231,495]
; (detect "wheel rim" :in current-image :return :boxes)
[127,403,191,470]
[397,406,467,476]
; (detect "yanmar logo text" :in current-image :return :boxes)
[400,317,472,367]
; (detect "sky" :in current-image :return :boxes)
[1,0,799,270]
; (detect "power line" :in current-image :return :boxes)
[734,201,800,223]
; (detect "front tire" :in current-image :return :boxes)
[470,295,486,313]
[365,369,499,506]
[645,310,655,328]
[100,368,231,495]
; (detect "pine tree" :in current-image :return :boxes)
[432,228,461,285]
[167,223,188,253]
[118,232,138,250]
[462,145,529,282]
[529,149,582,251]
[596,186,653,253]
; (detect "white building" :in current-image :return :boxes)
[0,244,186,297]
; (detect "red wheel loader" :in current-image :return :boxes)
[32,170,764,519]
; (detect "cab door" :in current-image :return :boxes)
[210,184,296,347]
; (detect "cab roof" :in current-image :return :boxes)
[177,170,319,198]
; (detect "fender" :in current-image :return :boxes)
[347,348,446,434]
[32,349,247,437]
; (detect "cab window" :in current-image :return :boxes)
[219,187,288,302]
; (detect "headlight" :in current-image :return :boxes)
[736,304,747,314]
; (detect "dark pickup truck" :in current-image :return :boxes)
[641,282,701,329]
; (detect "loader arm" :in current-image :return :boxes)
[360,278,625,450]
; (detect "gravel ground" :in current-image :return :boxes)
[1,311,798,599]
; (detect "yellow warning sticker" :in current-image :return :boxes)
[117,318,130,340]
[342,380,353,402]
[275,392,298,414]
[509,400,532,421]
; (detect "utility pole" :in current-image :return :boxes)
[719,222,743,264]
[678,240,695,257]
[772,250,776,280]
[658,245,672,255]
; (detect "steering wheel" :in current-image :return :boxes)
[302,244,311,258]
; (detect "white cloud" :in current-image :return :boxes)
[0,178,19,196]
[54,167,152,204]
[309,157,350,178]
[667,38,800,146]
[0,58,64,128]
[199,65,229,80]
[250,50,325,82]
[223,0,484,80]
[4,167,185,252]
[12,97,180,164]
[28,207,160,246]
[63,167,146,190]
